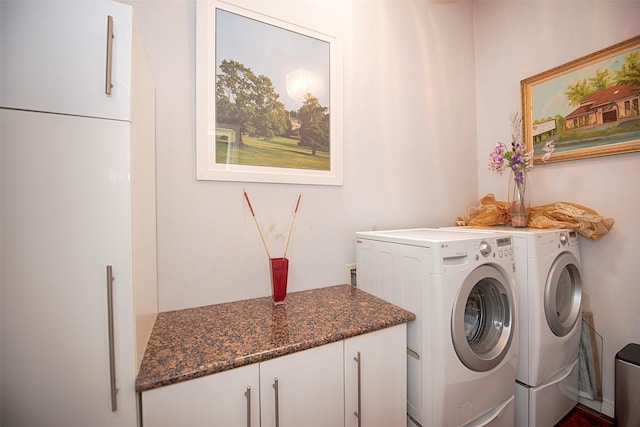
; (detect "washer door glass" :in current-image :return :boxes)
[545,252,582,337]
[451,265,515,372]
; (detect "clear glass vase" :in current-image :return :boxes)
[508,170,529,227]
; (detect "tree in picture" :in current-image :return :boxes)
[216,59,288,141]
[298,93,330,156]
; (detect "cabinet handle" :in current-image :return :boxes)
[273,377,280,427]
[407,348,420,360]
[106,265,118,411]
[244,386,252,427]
[354,351,361,427]
[105,15,114,95]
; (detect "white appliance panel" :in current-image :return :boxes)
[516,360,579,426]
[356,229,517,427]
[463,395,515,427]
[356,228,499,247]
[432,268,517,427]
[441,226,582,426]
[527,237,582,388]
[356,238,428,415]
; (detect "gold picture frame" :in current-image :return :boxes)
[521,35,640,164]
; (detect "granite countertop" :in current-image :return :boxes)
[135,284,415,392]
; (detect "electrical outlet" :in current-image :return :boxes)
[345,263,356,286]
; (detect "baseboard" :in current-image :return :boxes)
[602,398,615,418]
[578,397,615,418]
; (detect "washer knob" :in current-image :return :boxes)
[560,233,568,246]
[479,241,492,257]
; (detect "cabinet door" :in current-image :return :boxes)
[142,364,260,427]
[0,1,133,120]
[0,109,136,426]
[260,341,344,427]
[344,325,407,427]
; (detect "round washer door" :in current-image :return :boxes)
[544,251,582,337]
[451,264,515,372]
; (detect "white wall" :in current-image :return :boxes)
[474,0,640,416]
[126,0,639,418]
[126,0,478,312]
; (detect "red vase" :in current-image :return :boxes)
[270,257,289,304]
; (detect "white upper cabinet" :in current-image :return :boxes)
[0,1,134,120]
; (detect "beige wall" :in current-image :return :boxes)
[474,0,640,416]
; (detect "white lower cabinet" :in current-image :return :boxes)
[344,324,407,427]
[142,364,260,427]
[141,325,406,427]
[260,341,344,427]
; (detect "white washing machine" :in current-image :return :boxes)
[443,226,583,426]
[355,228,517,427]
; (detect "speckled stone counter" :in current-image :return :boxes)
[136,284,414,392]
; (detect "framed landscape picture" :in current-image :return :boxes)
[196,0,343,185]
[521,35,640,164]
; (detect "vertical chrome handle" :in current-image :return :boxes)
[106,265,118,411]
[354,351,361,426]
[244,386,252,427]
[273,377,280,427]
[105,15,114,95]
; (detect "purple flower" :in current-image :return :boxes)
[512,165,525,184]
[487,112,551,179]
[488,142,507,172]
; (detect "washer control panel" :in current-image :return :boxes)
[495,236,514,259]
[472,236,513,260]
[559,230,579,249]
[479,241,492,257]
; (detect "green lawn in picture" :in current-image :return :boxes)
[533,117,640,155]
[216,134,330,170]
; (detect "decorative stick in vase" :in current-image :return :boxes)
[243,189,271,258]
[243,190,302,304]
[283,193,302,258]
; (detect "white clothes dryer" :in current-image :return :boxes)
[356,228,517,427]
[443,227,583,427]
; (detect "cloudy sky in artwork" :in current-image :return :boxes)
[531,48,639,121]
[216,8,330,112]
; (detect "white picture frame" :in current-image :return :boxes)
[196,0,343,185]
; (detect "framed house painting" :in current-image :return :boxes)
[521,35,640,164]
[196,0,343,185]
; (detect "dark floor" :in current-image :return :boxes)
[555,404,614,427]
